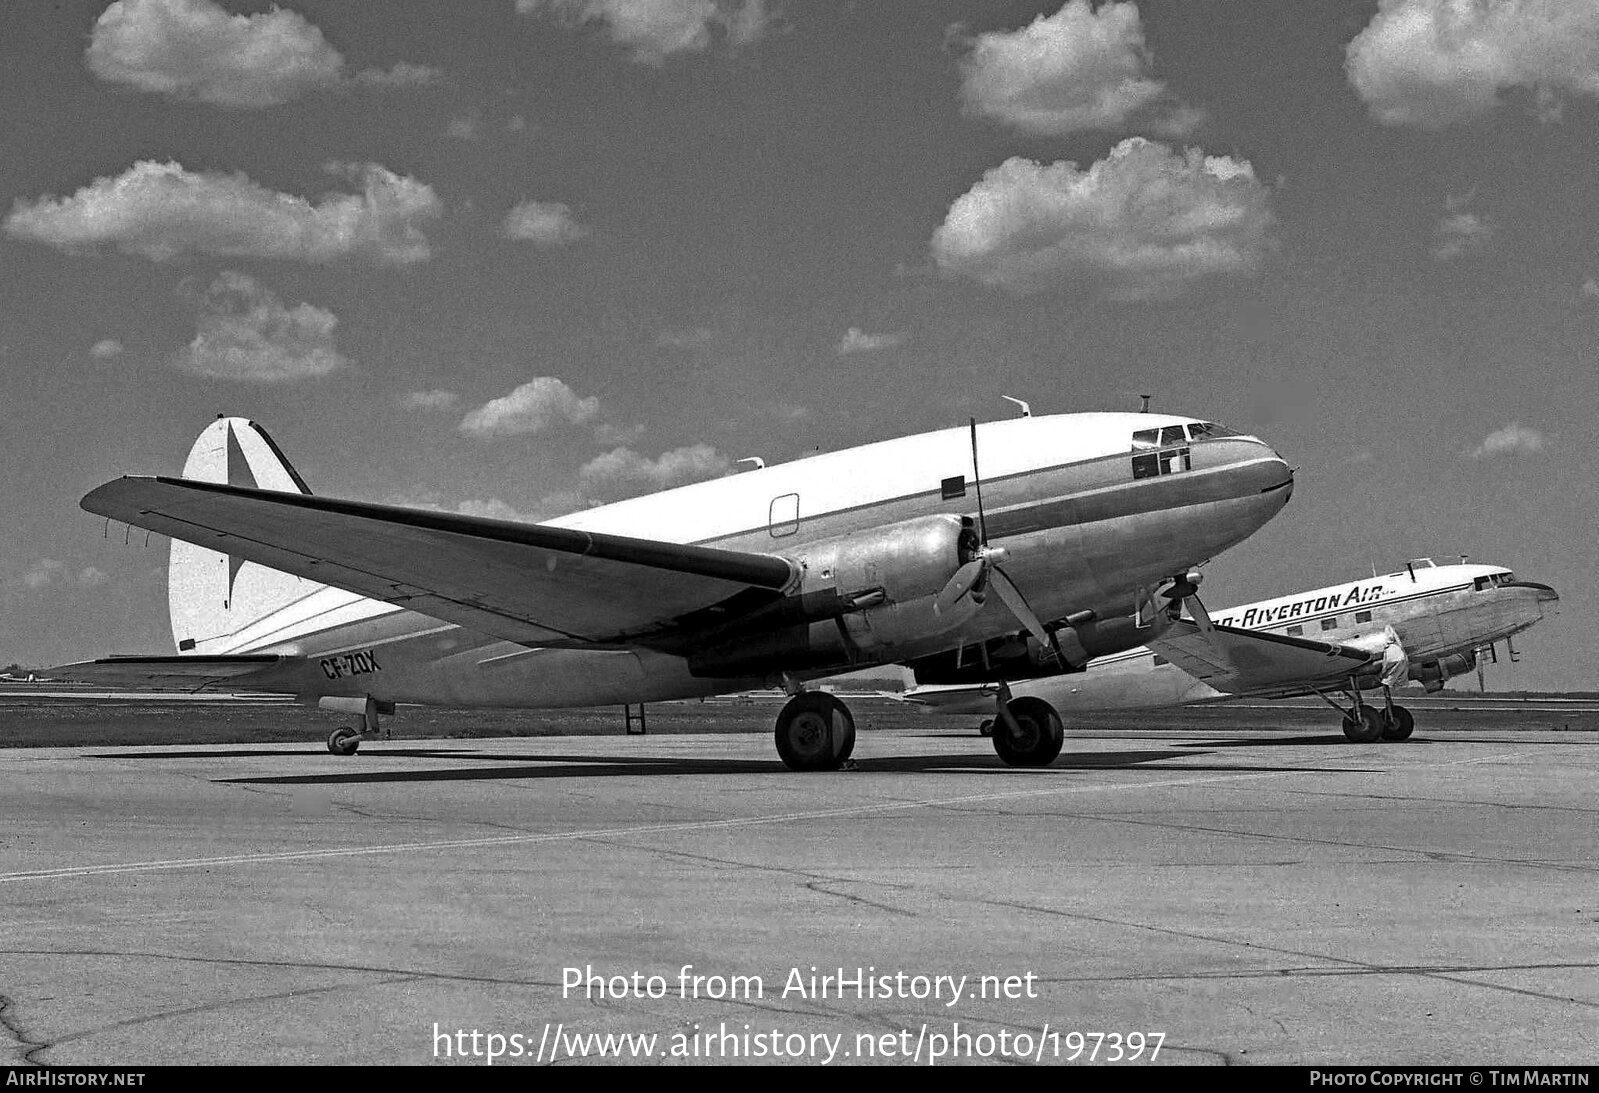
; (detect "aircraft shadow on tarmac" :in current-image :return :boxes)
[1176,734,1433,748]
[72,747,1374,784]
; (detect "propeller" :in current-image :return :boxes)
[1378,625,1409,689]
[1160,570,1214,633]
[929,419,1069,665]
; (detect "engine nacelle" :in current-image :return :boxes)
[789,514,968,606]
[686,515,973,678]
[1411,651,1475,693]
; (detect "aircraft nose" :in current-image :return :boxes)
[1257,442,1294,503]
[1504,580,1559,616]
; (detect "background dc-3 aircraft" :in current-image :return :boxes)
[905,559,1559,742]
[65,411,1293,769]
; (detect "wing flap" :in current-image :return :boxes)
[82,477,797,647]
[1149,622,1376,695]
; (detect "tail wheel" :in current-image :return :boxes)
[774,692,854,771]
[1342,707,1383,743]
[992,696,1064,767]
[327,726,361,756]
[1381,705,1415,741]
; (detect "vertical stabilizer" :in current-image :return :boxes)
[169,417,325,653]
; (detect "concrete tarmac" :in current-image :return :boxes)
[1,719,1595,1066]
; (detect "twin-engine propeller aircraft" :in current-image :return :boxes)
[63,411,1294,769]
[905,559,1558,742]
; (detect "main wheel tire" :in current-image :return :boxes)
[774,692,852,771]
[328,726,361,756]
[1341,707,1383,743]
[992,696,1065,767]
[1381,705,1415,741]
[835,709,857,762]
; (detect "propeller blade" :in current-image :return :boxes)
[969,417,988,546]
[990,566,1068,664]
[1186,594,1214,632]
[933,558,988,617]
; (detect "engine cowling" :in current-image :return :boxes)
[790,514,969,607]
[1411,651,1475,693]
[686,515,973,678]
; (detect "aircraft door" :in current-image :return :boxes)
[769,492,800,537]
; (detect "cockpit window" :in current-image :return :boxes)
[1187,422,1239,440]
[1130,426,1192,480]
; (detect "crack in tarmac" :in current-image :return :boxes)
[950,892,1599,1012]
[0,992,52,1066]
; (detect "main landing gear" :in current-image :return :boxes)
[774,691,857,771]
[1316,679,1413,743]
[989,684,1064,767]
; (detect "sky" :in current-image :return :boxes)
[0,0,1593,691]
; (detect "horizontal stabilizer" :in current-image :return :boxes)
[1149,622,1376,696]
[50,654,296,691]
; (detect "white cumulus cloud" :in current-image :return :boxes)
[931,139,1273,300]
[178,271,346,382]
[89,339,125,359]
[502,200,592,246]
[578,444,732,496]
[86,0,438,109]
[957,0,1199,137]
[458,377,601,438]
[1346,0,1599,129]
[399,389,460,411]
[517,0,771,64]
[1467,421,1547,458]
[4,160,441,265]
[20,560,110,591]
[836,328,905,355]
[1433,211,1495,261]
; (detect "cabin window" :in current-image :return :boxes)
[1321,617,1338,631]
[768,493,800,537]
[941,475,966,500]
[1287,625,1303,636]
[1355,610,1372,623]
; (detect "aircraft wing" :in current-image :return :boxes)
[50,654,296,690]
[1148,621,1378,696]
[82,476,799,647]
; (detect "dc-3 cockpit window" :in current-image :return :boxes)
[1475,571,1516,591]
[1131,425,1193,480]
[1187,421,1240,440]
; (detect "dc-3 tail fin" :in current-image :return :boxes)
[169,417,325,653]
